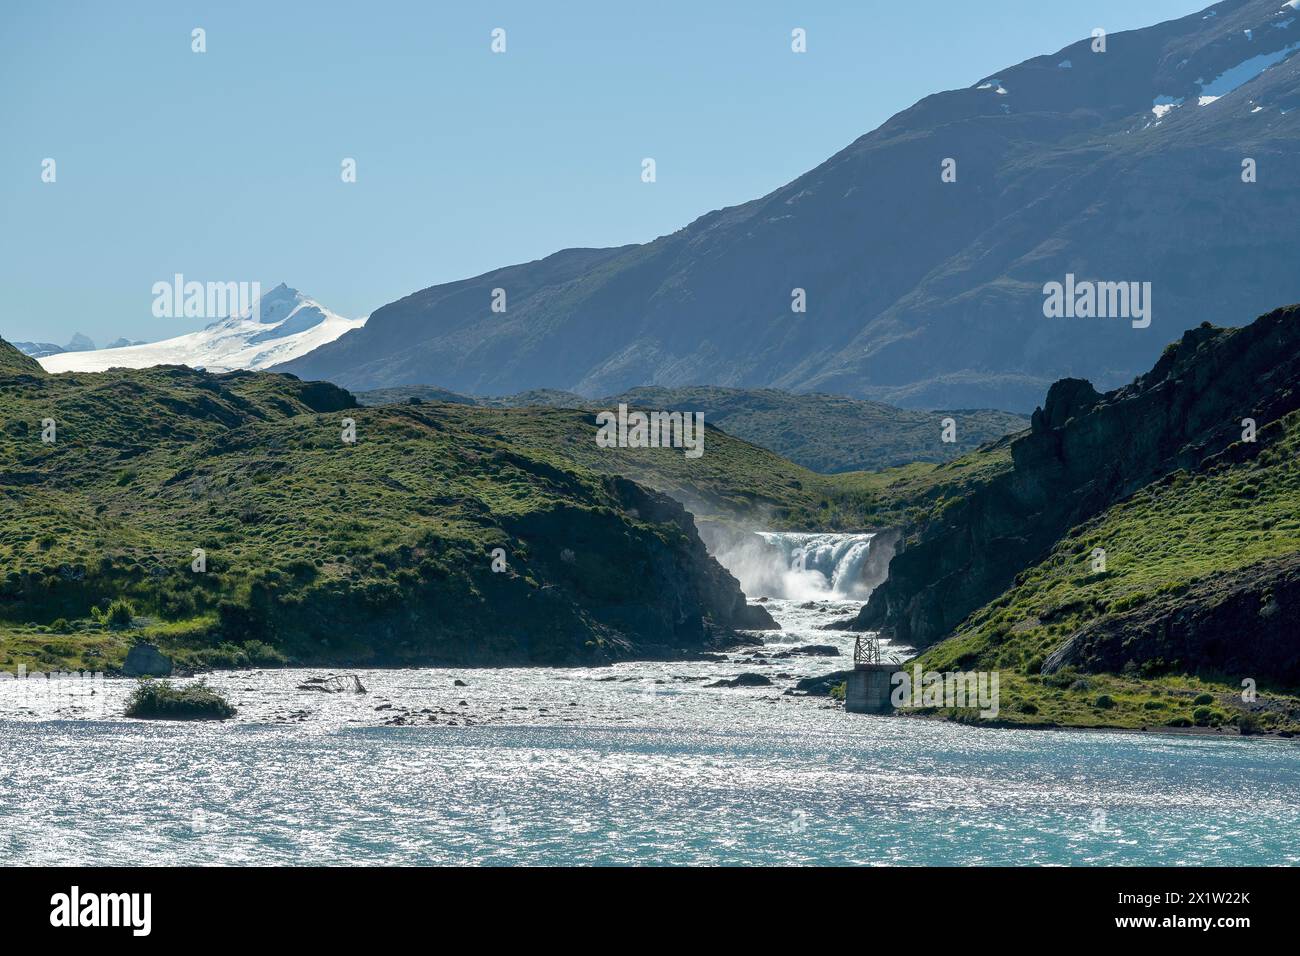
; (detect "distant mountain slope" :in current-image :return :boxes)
[601,387,1027,473]
[276,0,1300,411]
[356,384,1028,473]
[11,342,66,359]
[38,285,365,374]
[12,333,102,358]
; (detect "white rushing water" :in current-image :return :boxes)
[714,531,881,601]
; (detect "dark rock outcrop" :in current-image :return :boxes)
[1043,554,1300,685]
[501,475,776,654]
[297,674,367,693]
[856,306,1300,649]
[706,673,772,688]
[792,670,854,696]
[122,642,172,677]
[791,644,840,657]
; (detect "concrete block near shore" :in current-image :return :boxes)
[846,663,896,714]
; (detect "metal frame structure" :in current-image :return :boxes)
[853,634,882,665]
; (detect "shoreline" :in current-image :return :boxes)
[12,656,1297,744]
[896,709,1300,743]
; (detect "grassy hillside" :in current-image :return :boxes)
[0,340,44,377]
[429,402,862,529]
[609,387,1026,473]
[915,406,1300,734]
[859,310,1300,650]
[356,385,1028,474]
[369,397,1019,534]
[0,344,771,673]
[823,438,1018,526]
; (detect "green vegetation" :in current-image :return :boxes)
[102,598,135,629]
[821,438,1017,528]
[0,342,766,672]
[427,402,847,527]
[915,410,1300,734]
[12,326,1295,740]
[124,678,235,720]
[359,385,1027,474]
[441,401,1020,532]
[0,344,45,377]
[4,328,1013,675]
[902,669,1287,734]
[360,396,847,527]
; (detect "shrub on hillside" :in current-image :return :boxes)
[104,598,135,629]
[1192,705,1225,727]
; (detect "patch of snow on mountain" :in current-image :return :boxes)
[38,285,367,374]
[1152,96,1184,118]
[1198,41,1300,102]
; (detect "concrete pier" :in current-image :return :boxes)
[845,663,897,714]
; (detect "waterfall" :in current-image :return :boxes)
[713,531,883,601]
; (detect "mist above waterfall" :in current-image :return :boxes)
[711,531,888,601]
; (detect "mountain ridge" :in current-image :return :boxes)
[355,383,1028,474]
[275,0,1300,411]
[36,284,365,375]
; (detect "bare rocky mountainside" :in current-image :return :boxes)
[277,0,1300,412]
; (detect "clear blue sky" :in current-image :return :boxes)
[1,0,1205,344]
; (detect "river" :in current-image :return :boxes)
[1,534,1297,865]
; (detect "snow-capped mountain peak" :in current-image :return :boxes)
[38,286,367,375]
[225,281,305,327]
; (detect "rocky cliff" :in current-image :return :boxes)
[856,304,1300,649]
[1042,552,1300,685]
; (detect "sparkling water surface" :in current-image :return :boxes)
[2,599,1297,866]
